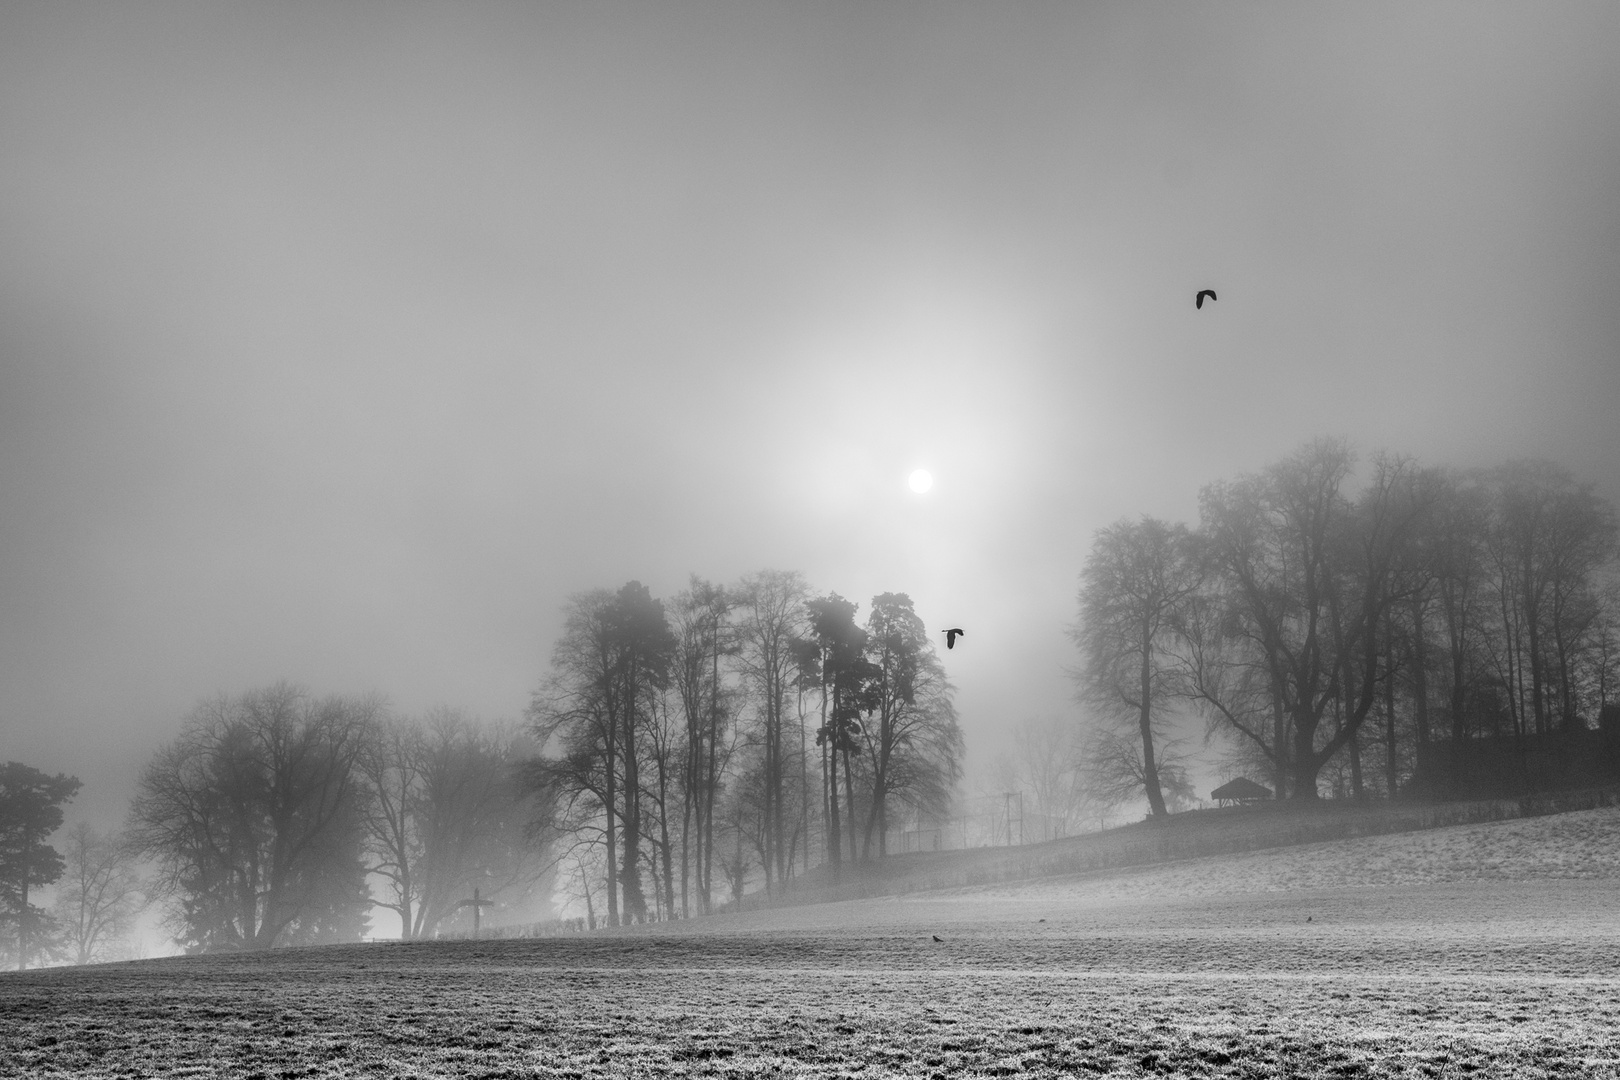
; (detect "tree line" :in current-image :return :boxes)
[1073,439,1619,812]
[2,573,965,958]
[4,693,558,966]
[124,685,551,953]
[527,572,964,926]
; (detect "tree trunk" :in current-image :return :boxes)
[604,728,620,928]
[823,684,840,876]
[1385,621,1399,799]
[1139,626,1169,817]
[1290,704,1322,800]
[679,761,691,920]
[842,743,858,866]
[1349,728,1364,801]
[658,757,675,920]
[701,633,722,915]
[1411,600,1431,747]
[582,865,596,930]
[16,879,26,971]
[800,691,811,876]
[1272,682,1289,800]
[620,746,644,923]
[1522,557,1547,735]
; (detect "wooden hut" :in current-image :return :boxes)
[1211,777,1272,806]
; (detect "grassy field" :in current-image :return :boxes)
[4,806,1619,1079]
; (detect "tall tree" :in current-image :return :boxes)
[1198,442,1435,799]
[1428,471,1492,744]
[1073,516,1202,817]
[528,583,675,925]
[1171,576,1288,798]
[668,578,735,916]
[605,581,676,923]
[0,762,81,969]
[362,711,550,940]
[735,570,809,892]
[1480,462,1618,738]
[806,594,872,875]
[128,685,375,952]
[530,588,622,924]
[859,593,962,858]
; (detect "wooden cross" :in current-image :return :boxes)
[454,887,497,939]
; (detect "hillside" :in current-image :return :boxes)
[7,802,1619,1080]
[732,785,1620,912]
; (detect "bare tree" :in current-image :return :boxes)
[668,578,735,916]
[735,570,809,891]
[1428,472,1492,744]
[1008,716,1089,839]
[1082,725,1195,813]
[128,684,377,952]
[528,583,674,925]
[362,710,551,940]
[51,823,146,965]
[1197,442,1435,800]
[1073,517,1202,816]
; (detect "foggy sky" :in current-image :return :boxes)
[3,2,1618,827]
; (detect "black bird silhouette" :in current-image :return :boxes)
[1196,289,1217,309]
[932,935,944,942]
[943,628,964,650]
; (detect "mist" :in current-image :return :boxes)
[2,3,1618,927]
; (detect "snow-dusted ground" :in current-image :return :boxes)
[934,802,1620,902]
[3,806,1618,1078]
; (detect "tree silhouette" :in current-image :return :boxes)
[860,593,961,858]
[1074,517,1201,817]
[806,594,874,874]
[128,685,375,951]
[0,761,81,969]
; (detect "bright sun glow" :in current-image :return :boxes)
[908,469,933,494]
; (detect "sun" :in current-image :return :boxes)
[908,469,933,494]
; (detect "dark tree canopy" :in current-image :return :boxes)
[128,685,376,952]
[0,761,81,969]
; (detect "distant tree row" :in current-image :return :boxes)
[1073,439,1618,810]
[526,573,963,925]
[1,762,148,970]
[13,575,965,955]
[124,685,550,953]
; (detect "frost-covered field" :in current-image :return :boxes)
[4,807,1619,1079]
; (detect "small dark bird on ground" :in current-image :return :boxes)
[932,935,944,942]
[943,628,964,649]
[1196,289,1217,309]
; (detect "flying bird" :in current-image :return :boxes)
[943,628,964,650]
[1196,289,1217,309]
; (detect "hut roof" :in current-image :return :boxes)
[1211,777,1273,801]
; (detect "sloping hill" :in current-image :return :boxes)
[11,803,1616,1080]
[734,785,1620,912]
[930,801,1620,907]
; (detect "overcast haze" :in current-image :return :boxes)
[2,3,1618,828]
